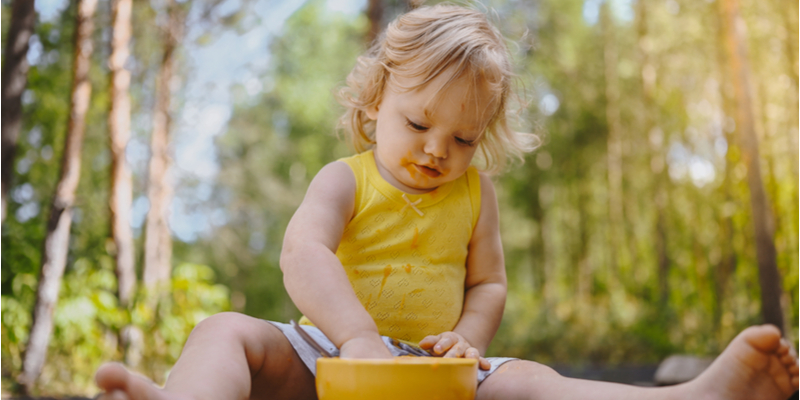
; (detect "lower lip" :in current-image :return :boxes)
[414,164,442,178]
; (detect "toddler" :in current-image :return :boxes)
[96,4,798,400]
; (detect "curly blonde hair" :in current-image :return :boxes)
[336,3,538,174]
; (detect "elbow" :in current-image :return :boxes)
[279,240,298,274]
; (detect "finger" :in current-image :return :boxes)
[479,357,492,371]
[443,341,467,358]
[434,336,456,355]
[464,347,481,360]
[419,335,441,349]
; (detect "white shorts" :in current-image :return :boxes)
[269,321,517,383]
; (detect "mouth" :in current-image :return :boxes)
[414,164,442,178]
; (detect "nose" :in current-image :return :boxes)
[423,136,447,159]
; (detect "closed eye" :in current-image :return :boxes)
[405,118,429,132]
[455,136,477,146]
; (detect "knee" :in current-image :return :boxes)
[190,311,253,339]
[477,360,562,400]
[495,360,560,380]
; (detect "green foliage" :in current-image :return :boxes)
[1,0,797,395]
[1,261,228,395]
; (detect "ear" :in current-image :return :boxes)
[366,104,379,120]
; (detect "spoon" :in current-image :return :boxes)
[291,319,333,358]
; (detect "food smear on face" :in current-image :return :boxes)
[377,265,392,299]
[401,157,423,182]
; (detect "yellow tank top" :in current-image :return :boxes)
[300,150,481,345]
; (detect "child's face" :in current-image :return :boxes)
[368,72,495,194]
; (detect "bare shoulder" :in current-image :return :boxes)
[284,161,357,252]
[300,161,356,213]
[474,173,499,237]
[306,161,356,199]
[477,173,497,204]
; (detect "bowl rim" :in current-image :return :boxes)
[316,357,478,366]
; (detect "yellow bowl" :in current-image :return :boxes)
[316,357,478,400]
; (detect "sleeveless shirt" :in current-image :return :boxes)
[300,150,482,345]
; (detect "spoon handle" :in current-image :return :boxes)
[290,319,333,358]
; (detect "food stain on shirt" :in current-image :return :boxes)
[378,265,392,299]
[403,264,413,273]
[410,227,419,250]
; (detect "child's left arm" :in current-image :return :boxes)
[419,174,506,370]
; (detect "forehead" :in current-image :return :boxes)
[389,71,498,132]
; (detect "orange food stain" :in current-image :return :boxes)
[378,265,392,299]
[410,227,419,250]
[410,288,425,295]
[400,151,432,184]
[399,293,406,311]
[403,264,413,273]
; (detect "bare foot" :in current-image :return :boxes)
[691,325,799,400]
[95,363,192,400]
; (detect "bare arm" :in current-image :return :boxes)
[419,174,506,368]
[452,174,507,354]
[280,161,392,358]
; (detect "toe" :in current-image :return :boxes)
[740,325,782,354]
[96,363,130,391]
[97,390,130,400]
[781,353,796,366]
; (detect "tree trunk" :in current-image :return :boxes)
[365,0,384,45]
[1,0,36,222]
[636,0,670,309]
[19,0,98,392]
[719,0,785,334]
[529,177,546,299]
[601,2,625,285]
[108,0,140,367]
[143,0,183,292]
[109,0,136,308]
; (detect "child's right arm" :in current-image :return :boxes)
[280,161,393,359]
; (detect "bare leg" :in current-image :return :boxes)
[95,312,316,400]
[477,325,799,400]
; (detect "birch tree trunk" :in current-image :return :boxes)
[108,0,140,366]
[20,0,98,392]
[109,0,136,308]
[143,0,183,293]
[1,0,36,222]
[719,0,785,334]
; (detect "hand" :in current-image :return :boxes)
[339,334,393,360]
[419,331,491,370]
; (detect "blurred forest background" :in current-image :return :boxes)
[1,0,797,396]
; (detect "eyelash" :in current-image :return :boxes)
[456,137,476,147]
[405,119,428,131]
[405,118,476,146]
